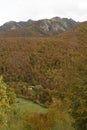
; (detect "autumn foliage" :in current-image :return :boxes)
[0,22,87,130]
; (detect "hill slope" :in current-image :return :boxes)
[0,22,86,85]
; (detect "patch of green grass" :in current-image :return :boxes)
[14,98,47,113]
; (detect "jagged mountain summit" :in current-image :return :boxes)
[0,17,79,37]
[0,19,34,31]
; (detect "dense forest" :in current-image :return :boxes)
[0,22,87,130]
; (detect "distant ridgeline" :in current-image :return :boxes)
[0,17,79,37]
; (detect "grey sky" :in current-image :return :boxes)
[0,0,87,25]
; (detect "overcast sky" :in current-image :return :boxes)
[0,0,87,25]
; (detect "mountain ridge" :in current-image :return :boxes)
[0,17,79,37]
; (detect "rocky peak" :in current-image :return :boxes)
[0,17,79,37]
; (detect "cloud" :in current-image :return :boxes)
[0,0,87,25]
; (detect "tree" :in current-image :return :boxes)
[0,76,10,127]
[0,76,16,129]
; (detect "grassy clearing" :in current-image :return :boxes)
[13,98,47,113]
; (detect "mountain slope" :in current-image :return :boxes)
[0,17,79,37]
[0,21,86,83]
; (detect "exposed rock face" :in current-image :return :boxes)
[35,17,79,35]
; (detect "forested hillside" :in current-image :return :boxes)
[0,22,87,130]
[0,22,87,85]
